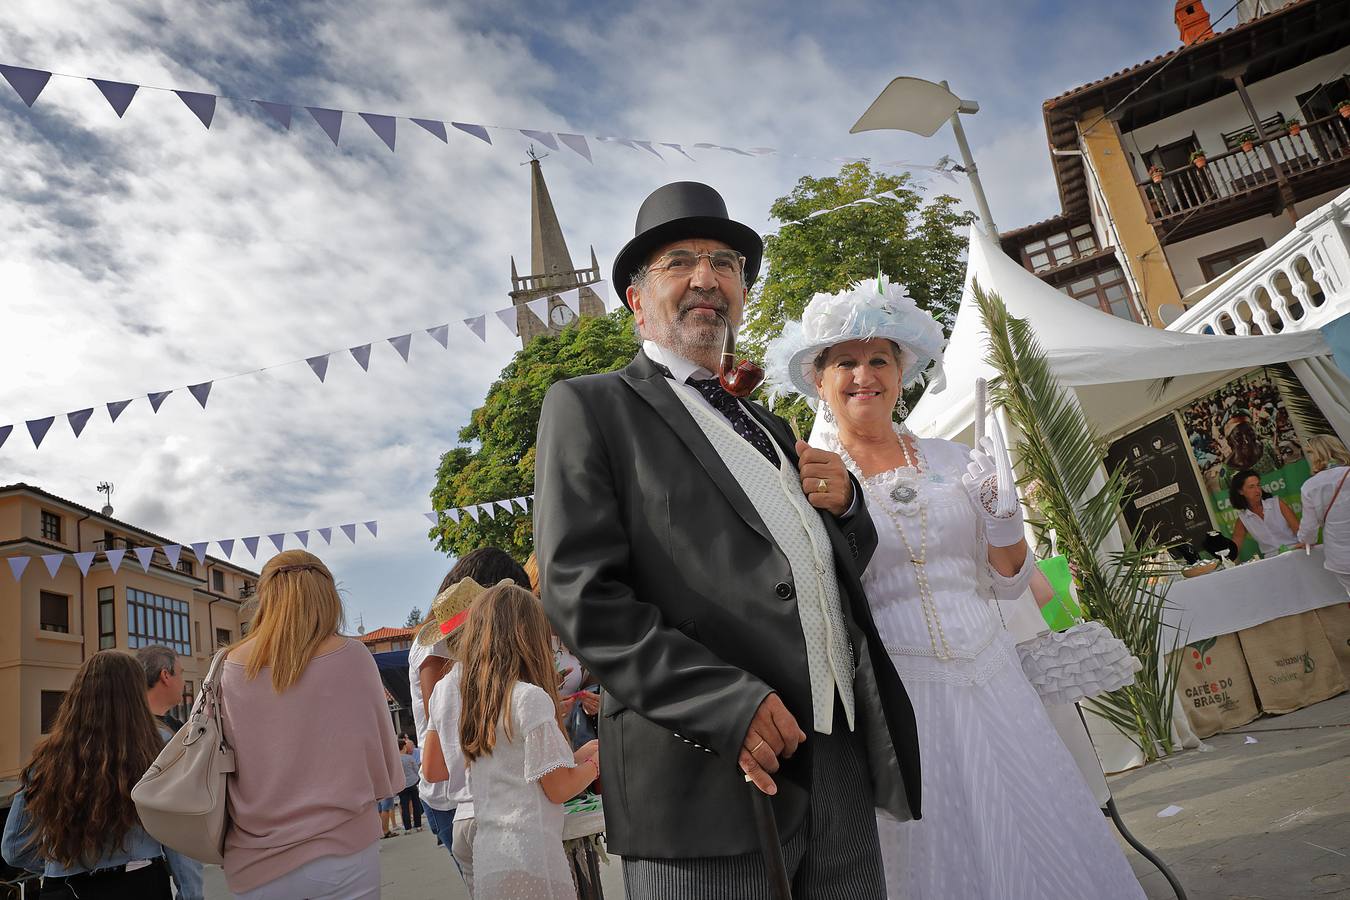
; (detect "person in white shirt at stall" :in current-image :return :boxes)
[1229,468,1301,556]
[1297,435,1350,593]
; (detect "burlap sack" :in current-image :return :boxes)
[1315,602,1350,683]
[1238,611,1348,714]
[1171,633,1260,738]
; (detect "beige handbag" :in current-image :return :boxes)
[132,648,235,865]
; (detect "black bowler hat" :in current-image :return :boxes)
[611,181,763,309]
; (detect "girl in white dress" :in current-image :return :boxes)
[457,583,600,900]
[1229,468,1301,555]
[767,278,1144,899]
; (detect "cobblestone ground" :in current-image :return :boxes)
[204,693,1349,899]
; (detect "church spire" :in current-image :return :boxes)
[529,157,574,284]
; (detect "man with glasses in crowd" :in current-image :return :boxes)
[535,182,919,898]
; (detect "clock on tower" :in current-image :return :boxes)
[549,303,577,328]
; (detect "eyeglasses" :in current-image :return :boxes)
[648,250,745,278]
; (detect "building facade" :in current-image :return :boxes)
[358,625,415,654]
[509,157,607,347]
[0,483,258,782]
[1000,0,1349,329]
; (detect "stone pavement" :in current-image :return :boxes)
[203,693,1349,899]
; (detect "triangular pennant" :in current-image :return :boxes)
[350,344,372,371]
[519,129,559,150]
[557,133,592,162]
[241,536,260,557]
[67,408,94,438]
[363,521,378,537]
[188,381,213,408]
[7,556,30,581]
[190,541,209,565]
[254,100,293,129]
[340,523,358,543]
[318,527,332,544]
[359,112,396,151]
[147,391,172,413]
[306,354,330,382]
[163,545,182,568]
[134,546,155,572]
[464,315,487,342]
[90,79,138,117]
[0,424,11,450]
[174,90,217,128]
[424,512,438,524]
[105,548,125,573]
[446,509,461,524]
[633,140,664,159]
[463,506,478,522]
[495,500,513,514]
[480,504,496,520]
[451,122,491,143]
[559,291,578,315]
[107,399,133,422]
[268,533,286,552]
[513,497,529,512]
[426,324,450,348]
[0,65,51,107]
[526,296,550,325]
[716,145,754,157]
[217,538,234,559]
[495,307,520,337]
[388,334,412,362]
[660,142,696,161]
[73,551,97,576]
[26,417,55,449]
[295,530,310,548]
[41,554,65,578]
[306,106,343,145]
[598,136,640,151]
[748,147,778,156]
[411,118,448,142]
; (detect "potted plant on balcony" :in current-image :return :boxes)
[1238,130,1257,153]
[1190,149,1207,169]
[1147,164,1165,184]
[1285,117,1301,136]
[1338,100,1350,119]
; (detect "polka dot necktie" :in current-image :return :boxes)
[686,376,779,467]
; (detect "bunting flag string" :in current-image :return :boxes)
[2,492,535,581]
[0,62,961,175]
[0,283,606,452]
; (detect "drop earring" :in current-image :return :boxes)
[821,404,835,424]
[896,395,909,420]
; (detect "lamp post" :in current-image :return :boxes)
[851,76,999,238]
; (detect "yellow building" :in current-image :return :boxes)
[1000,0,1350,328]
[0,483,259,785]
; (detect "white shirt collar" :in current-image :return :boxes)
[643,340,715,383]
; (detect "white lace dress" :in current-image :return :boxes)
[829,430,1145,900]
[469,681,578,900]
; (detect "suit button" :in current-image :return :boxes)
[774,582,793,599]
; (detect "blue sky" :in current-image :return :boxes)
[0,0,1192,629]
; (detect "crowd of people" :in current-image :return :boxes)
[9,179,1350,900]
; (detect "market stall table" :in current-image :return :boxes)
[1164,548,1348,736]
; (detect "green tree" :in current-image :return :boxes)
[429,310,641,560]
[404,606,423,628]
[742,161,972,431]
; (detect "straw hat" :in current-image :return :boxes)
[414,577,495,647]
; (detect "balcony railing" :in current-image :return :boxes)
[1167,185,1350,336]
[1139,113,1350,229]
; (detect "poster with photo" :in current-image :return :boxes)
[1178,368,1309,558]
[1106,414,1213,551]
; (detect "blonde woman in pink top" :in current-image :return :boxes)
[219,550,403,899]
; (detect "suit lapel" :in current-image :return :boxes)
[621,352,773,545]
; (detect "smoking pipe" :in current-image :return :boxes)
[714,310,764,398]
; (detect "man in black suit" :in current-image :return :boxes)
[535,182,919,898]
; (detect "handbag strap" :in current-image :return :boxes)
[1322,468,1350,532]
[188,647,232,728]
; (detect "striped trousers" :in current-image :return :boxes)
[622,723,886,899]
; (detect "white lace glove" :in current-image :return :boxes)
[962,435,1025,547]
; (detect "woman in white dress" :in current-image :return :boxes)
[1229,468,1301,555]
[1297,435,1350,592]
[766,278,1144,899]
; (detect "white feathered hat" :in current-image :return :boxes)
[764,276,945,404]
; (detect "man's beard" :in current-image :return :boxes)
[647,288,733,363]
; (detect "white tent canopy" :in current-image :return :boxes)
[908,226,1339,443]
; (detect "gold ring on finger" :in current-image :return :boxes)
[817,478,828,494]
[752,739,766,754]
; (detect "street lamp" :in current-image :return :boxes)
[851,76,999,238]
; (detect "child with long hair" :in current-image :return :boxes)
[218,550,402,899]
[1,650,202,899]
[458,583,599,899]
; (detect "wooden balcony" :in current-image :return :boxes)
[1138,113,1350,243]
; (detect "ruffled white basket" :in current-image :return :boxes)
[1016,621,1142,706]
